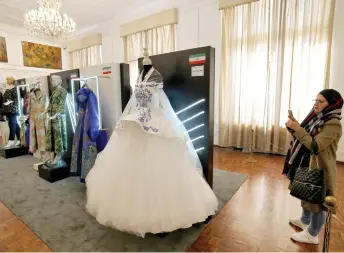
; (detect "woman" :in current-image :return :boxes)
[283,89,343,245]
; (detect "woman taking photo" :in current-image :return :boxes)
[283,89,343,244]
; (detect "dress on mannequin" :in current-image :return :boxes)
[3,83,20,148]
[45,84,67,159]
[70,86,100,182]
[85,66,218,238]
[28,88,48,153]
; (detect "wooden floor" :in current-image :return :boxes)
[0,148,343,252]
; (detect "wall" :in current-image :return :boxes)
[98,0,222,142]
[329,0,344,161]
[94,0,344,160]
[0,23,69,82]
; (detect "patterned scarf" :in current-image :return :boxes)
[282,96,343,181]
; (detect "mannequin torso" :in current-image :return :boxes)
[142,65,153,80]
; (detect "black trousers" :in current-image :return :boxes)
[6,113,20,141]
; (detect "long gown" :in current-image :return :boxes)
[85,67,218,237]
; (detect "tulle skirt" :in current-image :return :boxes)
[85,121,218,237]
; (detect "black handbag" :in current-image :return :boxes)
[290,155,325,204]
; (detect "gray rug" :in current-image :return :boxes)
[0,155,247,252]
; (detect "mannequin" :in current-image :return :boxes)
[43,75,67,165]
[2,76,21,148]
[142,48,152,80]
[28,84,49,160]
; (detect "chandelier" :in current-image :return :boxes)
[24,0,76,41]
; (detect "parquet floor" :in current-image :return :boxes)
[188,148,344,252]
[0,148,343,252]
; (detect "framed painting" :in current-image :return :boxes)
[0,37,8,63]
[22,41,62,69]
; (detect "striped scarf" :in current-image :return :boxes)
[283,102,342,181]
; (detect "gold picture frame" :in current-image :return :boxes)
[22,41,62,69]
[0,36,8,63]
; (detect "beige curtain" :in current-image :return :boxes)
[70,45,102,69]
[218,0,335,154]
[123,24,176,88]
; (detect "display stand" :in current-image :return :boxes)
[38,69,80,183]
[38,161,70,183]
[138,46,215,188]
[0,146,29,159]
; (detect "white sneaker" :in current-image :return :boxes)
[289,218,309,230]
[15,140,21,146]
[4,140,15,149]
[291,230,319,244]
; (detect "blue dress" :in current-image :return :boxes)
[70,87,101,182]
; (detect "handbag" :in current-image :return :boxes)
[290,155,325,204]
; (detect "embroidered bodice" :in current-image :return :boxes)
[118,66,189,142]
[132,68,163,132]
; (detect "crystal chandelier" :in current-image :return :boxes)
[24,0,76,41]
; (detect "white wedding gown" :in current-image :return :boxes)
[85,67,218,237]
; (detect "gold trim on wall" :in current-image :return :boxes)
[219,0,260,10]
[120,8,178,37]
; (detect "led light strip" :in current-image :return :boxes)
[185,124,204,133]
[195,147,205,153]
[176,99,205,115]
[180,111,205,125]
[65,98,76,133]
[190,135,205,143]
[66,94,76,126]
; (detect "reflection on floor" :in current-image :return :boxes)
[188,148,344,252]
[0,148,343,252]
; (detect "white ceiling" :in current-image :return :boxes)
[0,0,152,33]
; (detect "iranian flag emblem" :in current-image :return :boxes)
[189,53,206,65]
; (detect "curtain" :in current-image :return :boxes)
[123,24,176,88]
[218,0,335,154]
[70,45,102,69]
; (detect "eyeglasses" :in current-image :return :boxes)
[312,99,326,104]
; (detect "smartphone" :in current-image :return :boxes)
[288,110,293,118]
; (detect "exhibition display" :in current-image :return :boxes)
[85,49,218,238]
[138,46,216,187]
[70,78,101,182]
[0,43,219,243]
[68,63,130,181]
[39,70,80,182]
[0,76,29,158]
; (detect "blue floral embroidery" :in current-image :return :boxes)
[134,85,160,133]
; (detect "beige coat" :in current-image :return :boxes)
[290,118,342,213]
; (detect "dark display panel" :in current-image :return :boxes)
[138,46,215,187]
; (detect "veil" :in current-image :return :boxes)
[116,67,204,176]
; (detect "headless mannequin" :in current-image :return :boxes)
[43,75,65,164]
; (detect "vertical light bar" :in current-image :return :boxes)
[95,76,102,129]
[65,98,75,133]
[16,84,29,117]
